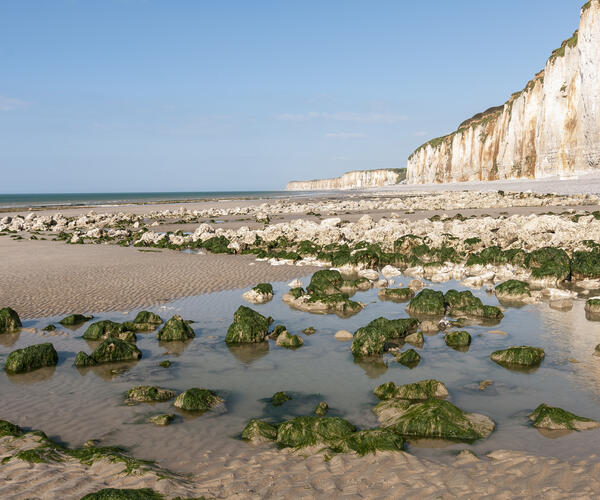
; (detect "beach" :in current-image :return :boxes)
[2,185,600,499]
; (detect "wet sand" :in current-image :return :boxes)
[0,238,318,318]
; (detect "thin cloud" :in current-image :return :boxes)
[276,111,407,123]
[0,96,30,111]
[325,132,367,139]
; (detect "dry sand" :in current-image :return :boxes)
[0,237,318,318]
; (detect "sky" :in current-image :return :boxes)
[0,0,585,193]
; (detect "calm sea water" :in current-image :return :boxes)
[0,191,297,209]
[2,275,600,471]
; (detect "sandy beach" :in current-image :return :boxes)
[2,187,600,499]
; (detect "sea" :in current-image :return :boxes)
[0,191,299,210]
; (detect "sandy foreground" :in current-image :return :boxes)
[2,187,600,499]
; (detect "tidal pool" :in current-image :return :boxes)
[2,275,600,472]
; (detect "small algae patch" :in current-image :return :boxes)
[271,391,292,406]
[314,402,329,416]
[80,488,164,500]
[242,419,278,444]
[529,404,599,431]
[148,414,175,426]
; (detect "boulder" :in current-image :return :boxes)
[491,346,545,368]
[243,283,274,304]
[125,386,177,403]
[0,307,21,333]
[494,280,531,301]
[373,398,494,442]
[374,379,448,401]
[406,289,445,316]
[83,320,136,342]
[269,324,287,340]
[173,388,224,411]
[4,343,58,374]
[378,288,414,302]
[405,331,424,347]
[276,416,355,449]
[276,330,304,348]
[75,338,142,366]
[334,329,353,341]
[59,314,93,326]
[585,298,600,316]
[381,265,402,279]
[225,306,269,344]
[242,419,278,444]
[529,404,600,431]
[395,348,421,367]
[445,330,472,348]
[351,317,419,357]
[358,269,379,281]
[156,315,195,341]
[444,290,503,320]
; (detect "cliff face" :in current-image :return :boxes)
[407,1,600,184]
[286,169,403,191]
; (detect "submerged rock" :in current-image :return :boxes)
[173,388,224,411]
[75,338,142,366]
[378,288,415,302]
[42,324,56,332]
[4,343,58,374]
[491,346,545,368]
[405,331,424,347]
[314,402,329,416]
[159,360,171,368]
[242,419,278,444]
[395,349,421,367]
[445,330,472,348]
[302,326,316,335]
[374,398,494,442]
[529,404,600,431]
[126,386,177,404]
[243,283,274,304]
[406,289,445,316]
[156,315,195,341]
[148,413,175,426]
[0,307,21,333]
[225,306,270,344]
[495,280,531,301]
[374,379,448,401]
[271,391,292,406]
[59,314,93,326]
[351,317,419,357]
[275,330,304,348]
[83,320,135,342]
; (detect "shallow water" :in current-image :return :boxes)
[2,276,600,472]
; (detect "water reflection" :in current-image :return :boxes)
[6,365,56,384]
[76,361,139,381]
[0,331,21,347]
[227,342,270,364]
[353,356,388,378]
[159,339,193,356]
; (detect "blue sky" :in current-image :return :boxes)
[0,0,584,192]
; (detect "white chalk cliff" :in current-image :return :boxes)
[286,169,403,191]
[407,1,600,184]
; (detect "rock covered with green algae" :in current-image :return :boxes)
[276,416,356,449]
[241,419,278,444]
[444,290,503,320]
[585,298,600,315]
[156,315,195,341]
[148,414,175,426]
[4,343,58,373]
[0,307,21,333]
[126,386,178,404]
[225,306,270,344]
[43,324,56,331]
[491,346,545,368]
[341,428,405,455]
[378,288,415,301]
[314,402,329,416]
[59,313,93,326]
[269,324,287,340]
[271,391,292,406]
[75,338,142,366]
[525,247,571,285]
[445,330,472,348]
[529,404,600,431]
[243,283,274,304]
[374,379,448,401]
[306,269,345,294]
[173,388,224,411]
[374,398,495,442]
[80,488,164,500]
[0,419,23,437]
[395,348,421,367]
[351,317,419,357]
[406,289,445,316]
[405,330,424,347]
[495,280,531,301]
[83,320,136,342]
[275,330,304,348]
[123,311,163,332]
